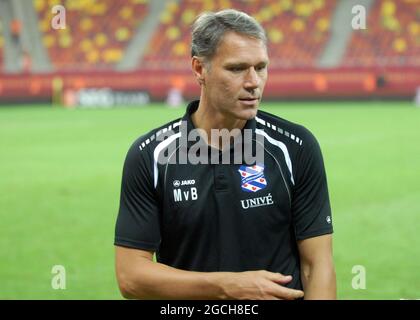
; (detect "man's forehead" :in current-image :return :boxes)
[217,32,267,51]
[214,32,268,63]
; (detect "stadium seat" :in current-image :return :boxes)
[0,18,3,72]
[141,0,338,69]
[11,0,418,73]
[343,0,420,67]
[35,0,150,71]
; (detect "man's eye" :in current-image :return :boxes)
[229,67,243,72]
[256,65,267,71]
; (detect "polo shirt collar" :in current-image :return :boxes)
[181,100,257,150]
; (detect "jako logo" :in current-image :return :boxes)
[181,180,195,186]
[173,180,195,187]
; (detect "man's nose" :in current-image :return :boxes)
[244,67,260,90]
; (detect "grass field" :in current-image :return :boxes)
[1,101,419,299]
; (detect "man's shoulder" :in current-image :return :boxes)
[130,117,184,154]
[255,109,316,149]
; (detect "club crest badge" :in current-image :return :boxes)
[238,163,267,192]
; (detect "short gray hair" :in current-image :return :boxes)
[191,9,267,60]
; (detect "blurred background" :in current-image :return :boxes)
[0,0,419,299]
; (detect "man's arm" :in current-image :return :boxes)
[115,246,304,300]
[297,234,336,300]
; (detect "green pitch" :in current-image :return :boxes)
[0,101,419,299]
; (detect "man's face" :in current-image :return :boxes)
[201,31,269,121]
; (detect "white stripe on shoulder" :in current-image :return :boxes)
[153,132,181,188]
[139,120,181,151]
[255,116,303,146]
[255,129,295,185]
[255,117,266,126]
[173,120,182,128]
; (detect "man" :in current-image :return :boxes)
[115,9,336,300]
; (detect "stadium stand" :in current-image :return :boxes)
[0,17,4,72]
[35,0,150,71]
[141,0,337,69]
[343,0,420,67]
[1,0,419,102]
[1,0,419,72]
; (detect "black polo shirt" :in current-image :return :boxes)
[115,100,333,290]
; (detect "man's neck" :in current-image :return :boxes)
[191,98,247,150]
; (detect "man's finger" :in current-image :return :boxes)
[278,287,305,300]
[267,272,293,284]
[269,283,304,300]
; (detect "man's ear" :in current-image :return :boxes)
[192,56,206,85]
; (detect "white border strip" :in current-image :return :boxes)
[256,129,295,185]
[153,132,181,188]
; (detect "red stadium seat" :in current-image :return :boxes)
[141,0,338,70]
[0,19,4,72]
[35,0,150,71]
[343,0,420,67]
[13,0,419,72]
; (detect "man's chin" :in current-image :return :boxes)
[237,105,258,120]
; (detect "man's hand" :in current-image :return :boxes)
[217,270,304,300]
[116,247,305,300]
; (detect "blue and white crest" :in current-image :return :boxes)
[238,163,267,192]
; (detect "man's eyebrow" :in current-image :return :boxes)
[224,61,268,68]
[224,62,249,68]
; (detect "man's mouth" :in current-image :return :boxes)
[239,97,259,101]
[239,97,259,105]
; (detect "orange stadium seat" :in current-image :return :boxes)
[14,0,418,72]
[343,0,420,67]
[141,0,337,69]
[35,0,149,71]
[0,19,3,72]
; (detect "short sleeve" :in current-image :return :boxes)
[291,128,333,240]
[114,139,161,251]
